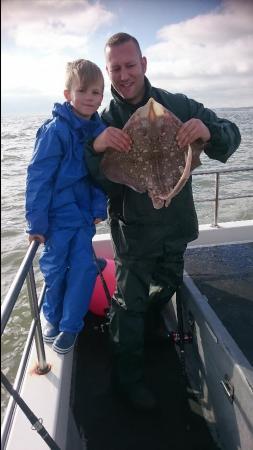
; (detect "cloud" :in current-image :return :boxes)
[2,0,115,99]
[2,52,67,97]
[2,0,253,110]
[2,0,115,53]
[145,0,253,107]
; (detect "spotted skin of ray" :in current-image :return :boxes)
[101,98,202,209]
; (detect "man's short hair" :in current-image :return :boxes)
[65,59,104,91]
[105,32,142,56]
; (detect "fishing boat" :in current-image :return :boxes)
[1,166,253,450]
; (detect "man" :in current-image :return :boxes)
[86,33,241,411]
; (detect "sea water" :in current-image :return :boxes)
[1,107,253,421]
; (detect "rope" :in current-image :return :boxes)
[1,371,61,450]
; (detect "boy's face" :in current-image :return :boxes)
[64,79,103,119]
[105,40,147,105]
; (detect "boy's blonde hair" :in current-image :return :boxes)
[65,59,104,91]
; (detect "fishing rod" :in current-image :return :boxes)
[1,371,61,450]
[171,285,193,378]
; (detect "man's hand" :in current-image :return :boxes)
[93,127,131,153]
[28,234,45,244]
[176,119,211,149]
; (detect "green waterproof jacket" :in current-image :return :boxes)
[85,77,241,243]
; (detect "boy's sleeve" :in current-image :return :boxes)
[86,120,108,220]
[25,124,63,236]
[85,119,121,196]
[92,120,107,139]
[90,182,108,221]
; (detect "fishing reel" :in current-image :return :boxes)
[170,331,193,344]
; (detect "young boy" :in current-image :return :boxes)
[25,59,126,354]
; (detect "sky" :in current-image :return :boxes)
[2,0,253,115]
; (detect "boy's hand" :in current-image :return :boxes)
[94,218,103,225]
[28,234,45,244]
[93,127,131,153]
[176,119,211,149]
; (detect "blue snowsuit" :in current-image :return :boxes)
[26,102,107,333]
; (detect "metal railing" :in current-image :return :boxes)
[1,240,49,447]
[193,165,253,226]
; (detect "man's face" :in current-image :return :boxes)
[105,40,147,105]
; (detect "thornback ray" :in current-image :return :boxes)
[101,98,203,209]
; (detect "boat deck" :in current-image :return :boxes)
[72,312,219,450]
[185,242,253,365]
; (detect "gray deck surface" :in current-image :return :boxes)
[185,242,253,365]
[73,312,219,450]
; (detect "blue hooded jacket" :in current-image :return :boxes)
[26,102,107,236]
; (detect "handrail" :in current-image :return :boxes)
[194,165,252,175]
[1,240,50,448]
[1,242,48,372]
[1,286,46,446]
[192,165,253,226]
[1,241,39,335]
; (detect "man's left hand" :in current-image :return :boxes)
[176,119,210,149]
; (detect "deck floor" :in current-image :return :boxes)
[72,312,219,450]
[185,242,253,365]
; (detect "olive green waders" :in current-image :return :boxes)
[109,219,187,388]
